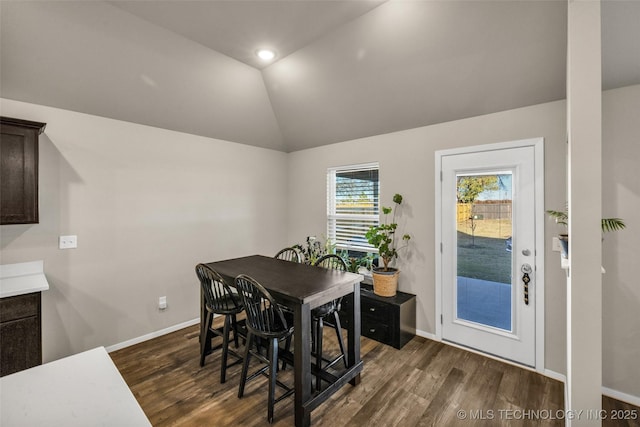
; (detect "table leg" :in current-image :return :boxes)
[348,283,361,386]
[294,303,311,427]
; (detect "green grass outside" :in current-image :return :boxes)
[457,218,512,284]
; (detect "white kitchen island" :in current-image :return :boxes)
[0,346,151,426]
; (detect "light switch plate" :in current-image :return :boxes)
[59,235,77,249]
[551,236,561,252]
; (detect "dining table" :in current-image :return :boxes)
[204,254,363,427]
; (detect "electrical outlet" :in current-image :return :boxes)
[159,296,167,310]
[59,235,78,249]
[552,236,561,252]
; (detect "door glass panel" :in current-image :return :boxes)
[456,172,512,331]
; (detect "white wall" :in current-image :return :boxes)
[602,84,640,399]
[0,98,289,362]
[287,100,568,374]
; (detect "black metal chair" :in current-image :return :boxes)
[235,274,294,424]
[274,247,301,263]
[312,254,348,390]
[195,263,245,384]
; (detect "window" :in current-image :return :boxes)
[327,163,379,254]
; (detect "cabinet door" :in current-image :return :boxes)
[0,118,45,224]
[0,316,41,376]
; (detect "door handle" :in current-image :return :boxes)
[521,263,532,305]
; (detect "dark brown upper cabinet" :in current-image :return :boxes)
[1,117,47,225]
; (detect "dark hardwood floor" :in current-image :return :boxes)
[110,321,638,426]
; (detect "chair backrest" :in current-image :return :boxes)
[274,247,301,263]
[195,264,241,314]
[235,274,290,336]
[313,254,348,310]
[313,254,347,271]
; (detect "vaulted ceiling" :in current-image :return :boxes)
[1,1,638,152]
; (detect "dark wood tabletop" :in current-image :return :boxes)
[207,255,363,309]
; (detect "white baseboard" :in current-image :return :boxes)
[105,318,200,353]
[602,387,640,407]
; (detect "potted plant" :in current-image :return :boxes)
[546,207,625,257]
[365,193,411,296]
[339,250,374,274]
[293,235,335,265]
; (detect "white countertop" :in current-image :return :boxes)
[0,260,49,298]
[0,347,151,427]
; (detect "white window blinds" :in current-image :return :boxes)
[327,163,379,253]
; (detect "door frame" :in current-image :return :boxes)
[434,137,545,372]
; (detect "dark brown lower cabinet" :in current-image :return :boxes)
[339,283,416,349]
[0,292,42,377]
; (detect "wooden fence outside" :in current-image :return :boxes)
[457,201,512,222]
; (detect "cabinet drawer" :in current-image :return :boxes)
[361,319,391,343]
[339,298,393,330]
[361,298,391,319]
[0,293,39,323]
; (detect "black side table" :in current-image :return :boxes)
[339,283,416,349]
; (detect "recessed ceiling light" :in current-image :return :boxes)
[256,49,276,61]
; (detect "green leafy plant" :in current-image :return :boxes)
[293,235,335,265]
[546,207,626,233]
[339,250,374,273]
[365,193,411,271]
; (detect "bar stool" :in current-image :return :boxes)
[195,263,245,383]
[235,274,294,424]
[312,254,348,390]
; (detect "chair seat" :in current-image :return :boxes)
[311,300,340,319]
[248,310,294,340]
[205,293,243,315]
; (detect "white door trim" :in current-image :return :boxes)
[434,137,545,372]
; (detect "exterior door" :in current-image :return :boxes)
[436,139,543,367]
